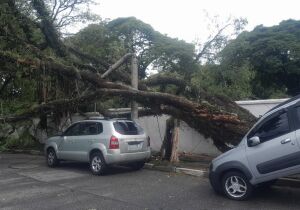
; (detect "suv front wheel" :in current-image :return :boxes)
[46,148,59,167]
[90,152,107,175]
[221,171,253,200]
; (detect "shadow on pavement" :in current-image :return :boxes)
[57,161,139,176]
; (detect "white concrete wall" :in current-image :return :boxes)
[178,122,220,155]
[135,115,168,152]
[135,116,221,156]
[135,115,221,156]
[236,99,288,117]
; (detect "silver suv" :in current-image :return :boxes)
[44,118,151,175]
[209,96,300,200]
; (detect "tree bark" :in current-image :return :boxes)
[170,119,180,163]
[32,0,67,57]
[160,117,174,160]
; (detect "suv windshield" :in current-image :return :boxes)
[113,121,144,135]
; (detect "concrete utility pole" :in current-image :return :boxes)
[131,54,138,120]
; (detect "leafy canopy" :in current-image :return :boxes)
[221,19,300,98]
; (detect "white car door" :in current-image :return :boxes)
[59,123,81,160]
[246,108,300,182]
[72,122,103,161]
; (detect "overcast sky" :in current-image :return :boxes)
[91,0,300,43]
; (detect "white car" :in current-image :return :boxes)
[209,96,300,200]
[44,118,151,175]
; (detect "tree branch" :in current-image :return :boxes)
[67,46,109,69]
[32,0,67,57]
[195,23,231,62]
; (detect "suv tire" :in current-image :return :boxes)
[221,171,253,201]
[90,152,107,175]
[47,148,59,167]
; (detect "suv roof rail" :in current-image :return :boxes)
[111,117,131,120]
[266,94,300,114]
[88,116,110,120]
[87,117,132,121]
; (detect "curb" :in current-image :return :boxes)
[144,163,208,177]
[3,149,43,156]
[175,167,207,177]
[144,163,300,189]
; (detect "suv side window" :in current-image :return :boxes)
[295,106,300,129]
[80,122,103,135]
[248,111,290,143]
[63,122,103,136]
[64,123,81,136]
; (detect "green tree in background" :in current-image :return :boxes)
[191,63,255,100]
[16,0,100,33]
[220,19,300,98]
[69,17,196,79]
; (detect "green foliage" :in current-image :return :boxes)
[151,35,197,77]
[67,23,126,67]
[1,131,36,151]
[0,122,41,151]
[191,64,255,100]
[221,19,300,98]
[0,2,26,50]
[16,0,100,32]
[69,17,196,79]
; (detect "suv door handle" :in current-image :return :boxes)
[281,138,291,144]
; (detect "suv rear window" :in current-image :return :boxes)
[113,121,144,135]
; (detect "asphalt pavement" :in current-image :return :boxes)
[0,153,300,210]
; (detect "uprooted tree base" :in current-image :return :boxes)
[0,0,257,152]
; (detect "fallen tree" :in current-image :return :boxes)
[1,49,256,151]
[0,0,257,152]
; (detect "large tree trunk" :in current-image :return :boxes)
[170,119,180,163]
[160,117,174,160]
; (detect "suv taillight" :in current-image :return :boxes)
[147,136,150,147]
[109,136,119,149]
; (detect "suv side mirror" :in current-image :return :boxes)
[248,136,260,147]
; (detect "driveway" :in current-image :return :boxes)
[0,153,300,210]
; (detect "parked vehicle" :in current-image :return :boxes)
[44,118,151,175]
[209,95,300,200]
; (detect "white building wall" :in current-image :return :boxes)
[236,99,288,117]
[135,115,221,156]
